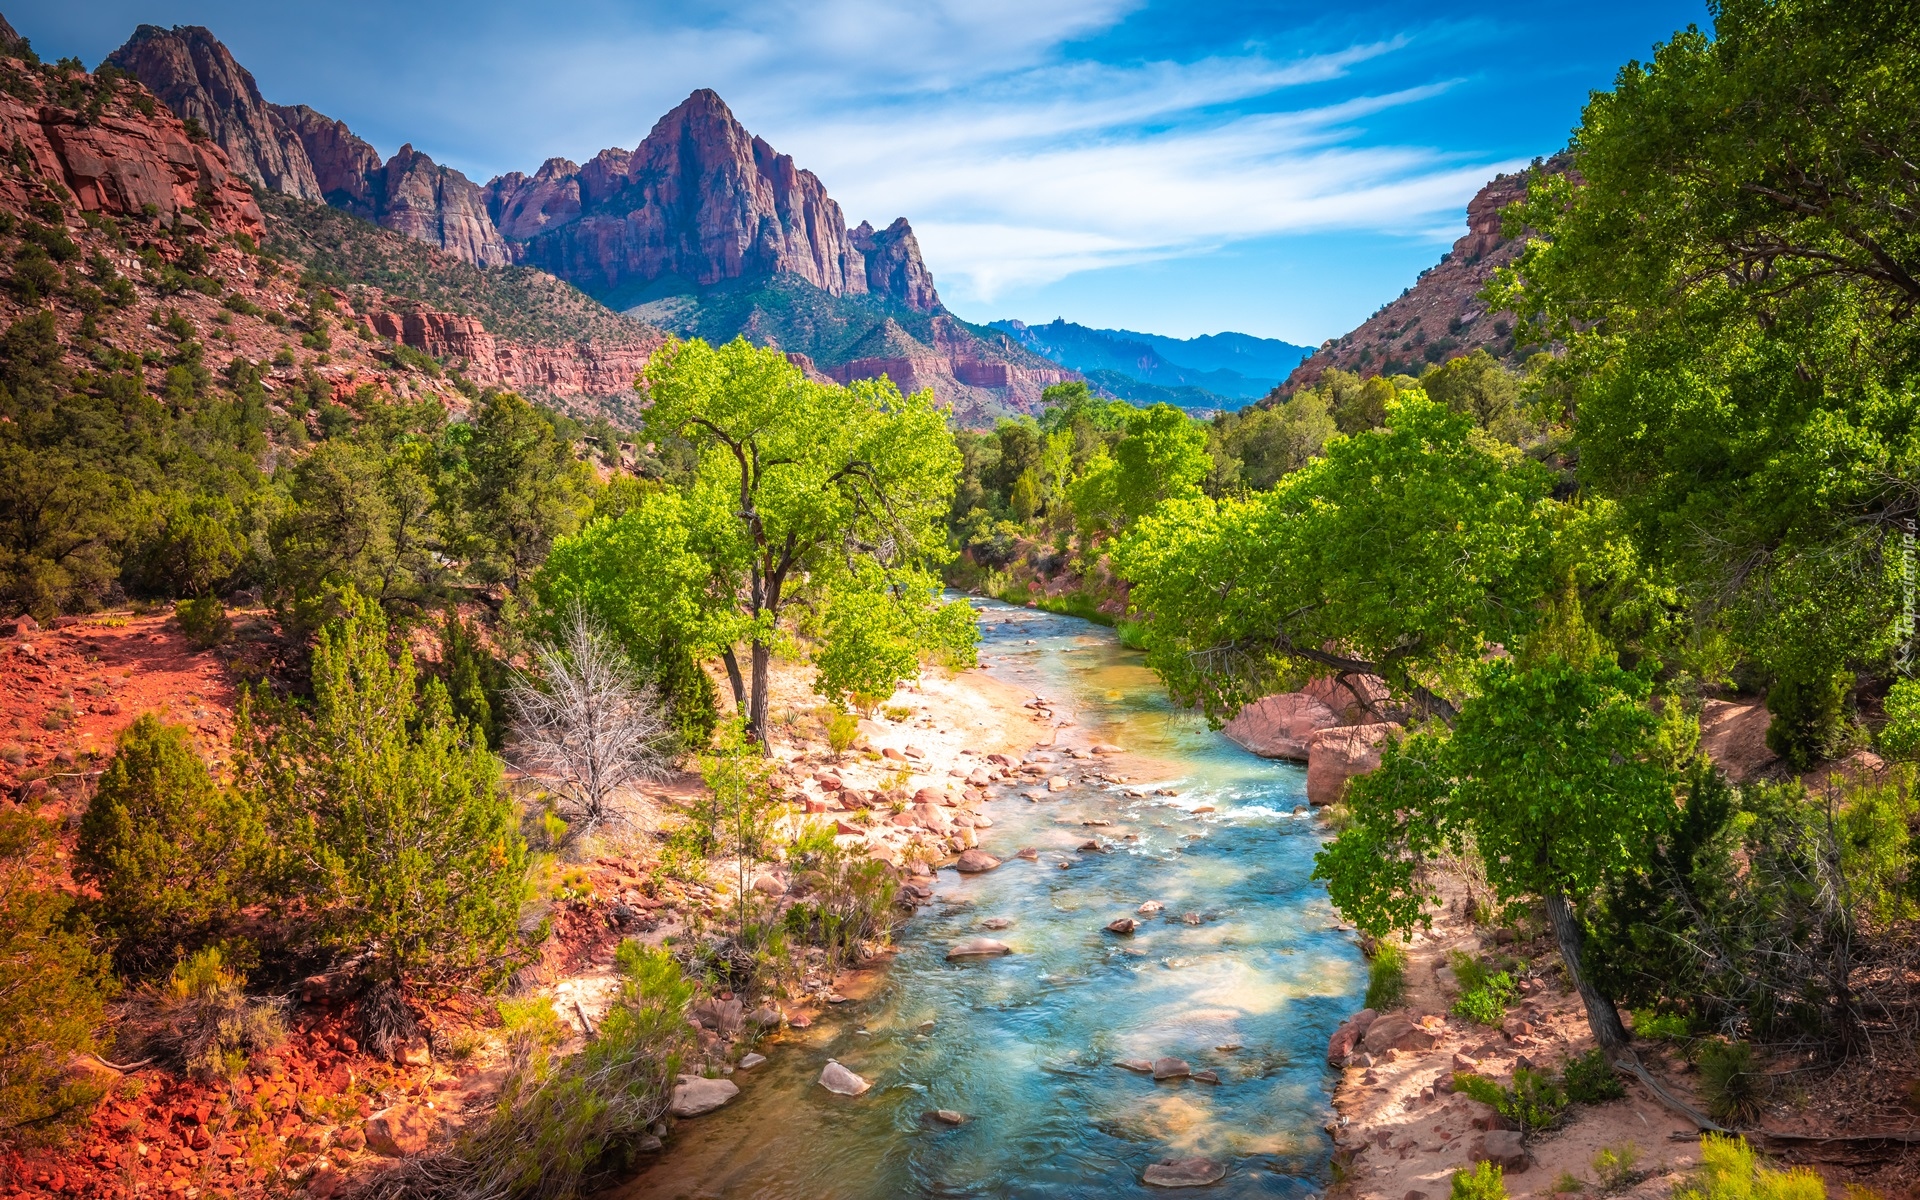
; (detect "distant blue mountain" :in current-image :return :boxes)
[986,318,1310,404]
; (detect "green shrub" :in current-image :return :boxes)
[76,714,264,968]
[1505,1066,1568,1131]
[1675,1134,1825,1200]
[173,594,230,647]
[1629,1008,1691,1040]
[1765,669,1849,772]
[825,707,860,756]
[1592,1143,1641,1191]
[1699,1041,1767,1126]
[441,608,507,749]
[1365,939,1408,1009]
[242,589,529,985]
[1451,1161,1508,1200]
[1562,1047,1626,1104]
[123,945,283,1081]
[0,808,111,1147]
[1452,1071,1505,1108]
[359,942,692,1200]
[1880,678,1920,759]
[1451,951,1518,1024]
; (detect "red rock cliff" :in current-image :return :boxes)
[490,90,942,312]
[103,24,323,202]
[367,308,661,398]
[1280,157,1568,393]
[0,57,261,237]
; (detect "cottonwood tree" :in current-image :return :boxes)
[638,337,965,744]
[510,606,673,836]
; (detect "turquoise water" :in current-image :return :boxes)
[614,600,1364,1199]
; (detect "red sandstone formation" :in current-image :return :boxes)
[1280,157,1570,393]
[367,308,661,397]
[492,90,941,312]
[104,23,324,201]
[271,103,382,206]
[0,59,261,237]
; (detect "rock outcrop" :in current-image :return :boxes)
[366,308,659,397]
[104,24,324,201]
[0,58,262,237]
[1279,157,1571,393]
[1221,693,1341,761]
[1305,723,1400,807]
[106,26,510,267]
[495,90,939,311]
[270,103,381,207]
[821,314,1076,425]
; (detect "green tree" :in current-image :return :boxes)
[1112,403,1210,524]
[1495,0,1920,756]
[76,715,265,968]
[455,391,595,588]
[638,337,965,742]
[812,567,979,708]
[1116,396,1558,723]
[441,608,509,750]
[244,588,528,985]
[1419,350,1528,443]
[1315,659,1681,1050]
[0,807,111,1145]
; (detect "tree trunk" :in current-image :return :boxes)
[720,647,748,712]
[1544,889,1631,1052]
[748,639,771,747]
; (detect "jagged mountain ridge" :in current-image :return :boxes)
[1278,157,1569,394]
[101,23,1060,423]
[990,317,1309,404]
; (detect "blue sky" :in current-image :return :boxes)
[19,0,1707,343]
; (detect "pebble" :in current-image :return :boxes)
[1138,900,1164,914]
[738,1053,766,1070]
[926,1109,967,1125]
[946,938,1012,960]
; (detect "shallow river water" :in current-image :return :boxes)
[613,600,1366,1199]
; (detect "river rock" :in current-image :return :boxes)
[1048,776,1070,791]
[1106,917,1138,935]
[692,996,745,1034]
[1192,1069,1221,1084]
[1305,723,1400,807]
[926,1109,967,1125]
[1015,847,1039,860]
[819,1060,871,1096]
[1091,742,1125,754]
[1143,1157,1226,1187]
[1363,1012,1436,1054]
[1115,1058,1155,1072]
[1150,1057,1191,1080]
[947,938,1012,959]
[1473,1130,1530,1172]
[981,917,1013,930]
[738,1053,766,1070]
[1304,674,1393,724]
[956,849,999,873]
[363,1105,436,1156]
[1138,900,1164,914]
[910,804,955,834]
[1221,693,1341,761]
[1326,1008,1379,1065]
[669,1075,740,1117]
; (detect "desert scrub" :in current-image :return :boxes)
[1698,1041,1767,1126]
[1450,951,1518,1025]
[1561,1047,1626,1104]
[825,707,860,755]
[1451,1161,1508,1200]
[1364,939,1408,1009]
[1674,1134,1825,1200]
[121,945,284,1081]
[1451,1068,1567,1133]
[0,807,112,1147]
[77,714,265,968]
[1591,1143,1642,1192]
[357,942,692,1200]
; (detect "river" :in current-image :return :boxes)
[613,599,1365,1198]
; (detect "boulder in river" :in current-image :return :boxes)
[1115,1058,1155,1073]
[1305,723,1400,806]
[946,938,1012,960]
[1138,900,1164,914]
[1106,917,1138,935]
[925,1109,967,1125]
[1144,1158,1227,1188]
[1220,692,1340,761]
[1150,1057,1191,1080]
[981,916,1013,930]
[955,849,1000,872]
[819,1060,871,1096]
[669,1076,740,1117]
[738,1053,767,1070]
[1015,847,1039,860]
